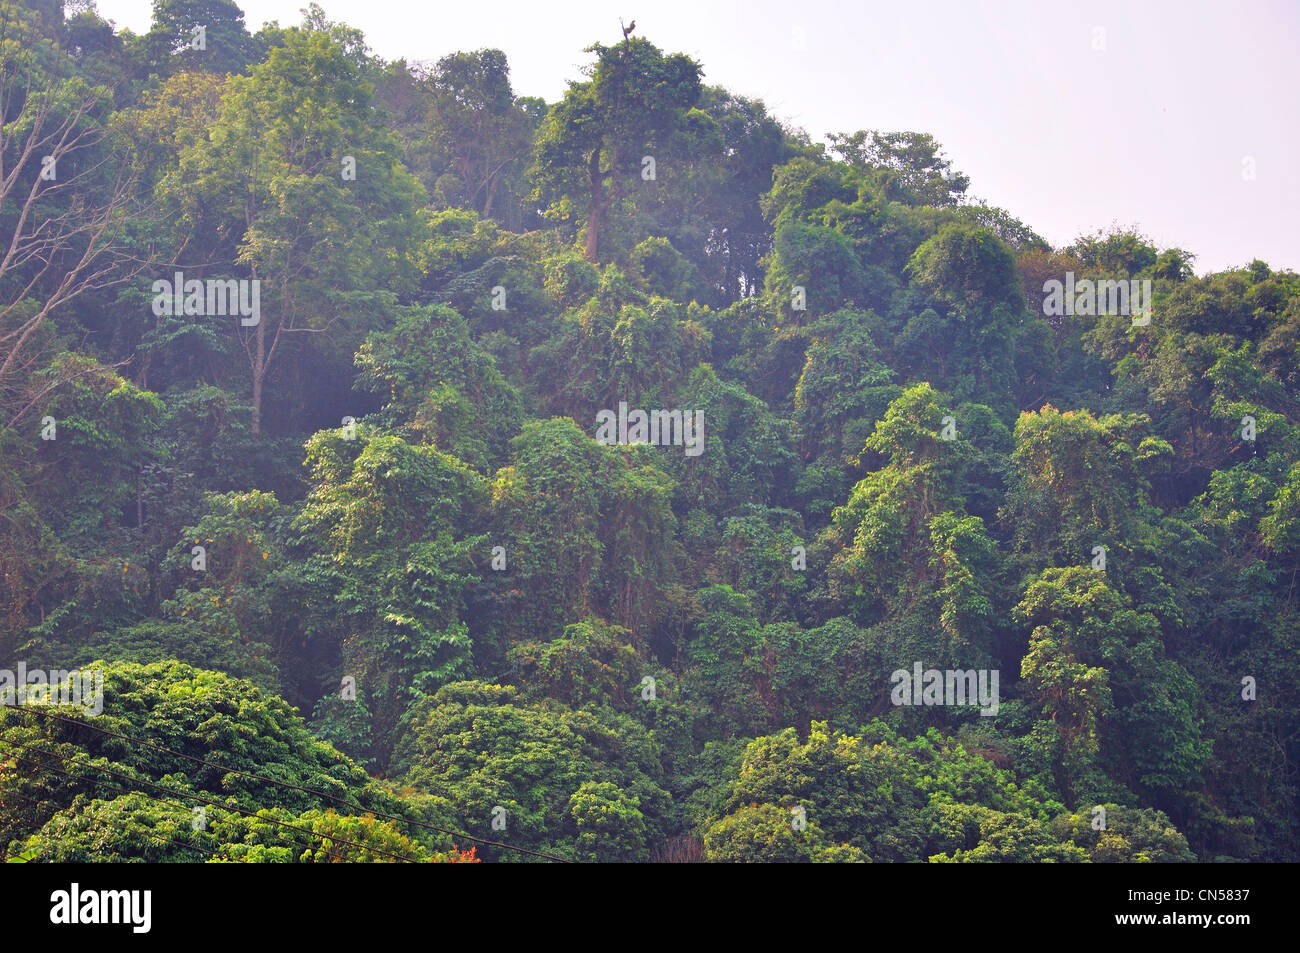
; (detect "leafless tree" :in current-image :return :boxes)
[0,57,143,428]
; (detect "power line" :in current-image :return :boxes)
[2,733,344,862]
[0,727,420,863]
[19,704,571,862]
[0,744,228,862]
[10,740,419,865]
[1,732,377,863]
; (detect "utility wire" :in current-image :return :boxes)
[0,744,229,862]
[0,728,419,863]
[19,704,571,862]
[3,733,347,862]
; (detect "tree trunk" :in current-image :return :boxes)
[252,316,264,434]
[585,148,604,262]
[585,199,601,262]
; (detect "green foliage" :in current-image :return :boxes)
[0,4,1295,865]
[532,37,703,261]
[0,661,411,858]
[507,617,641,710]
[137,0,260,78]
[294,430,488,766]
[702,723,1088,863]
[828,130,970,207]
[391,681,671,861]
[172,11,428,431]
[354,304,524,469]
[1052,804,1195,863]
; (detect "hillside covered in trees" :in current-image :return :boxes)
[1,0,1296,863]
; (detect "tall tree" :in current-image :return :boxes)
[828,129,970,207]
[0,0,139,427]
[422,49,540,226]
[177,13,426,432]
[532,35,702,262]
[136,0,259,78]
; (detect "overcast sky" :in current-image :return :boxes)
[91,0,1300,275]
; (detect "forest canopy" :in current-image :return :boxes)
[0,0,1296,863]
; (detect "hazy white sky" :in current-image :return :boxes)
[92,0,1300,274]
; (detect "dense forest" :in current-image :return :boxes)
[1,0,1296,863]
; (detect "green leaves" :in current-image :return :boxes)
[294,431,489,766]
[0,660,408,858]
[354,304,523,469]
[823,384,990,632]
[173,16,428,430]
[701,722,1102,863]
[391,680,670,862]
[531,37,703,261]
[1014,566,1207,803]
[829,130,971,208]
[2,6,1299,866]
